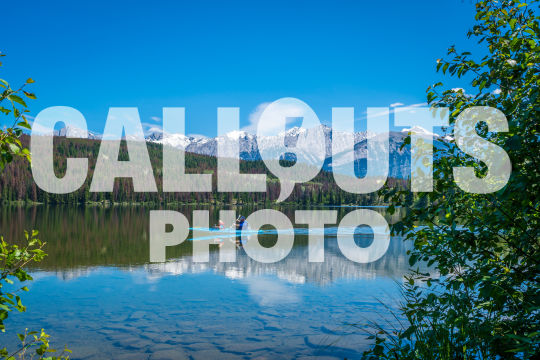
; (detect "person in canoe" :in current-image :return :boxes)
[235,215,247,230]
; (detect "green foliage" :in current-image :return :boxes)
[0,328,71,360]
[0,53,70,359]
[0,52,34,170]
[364,0,539,359]
[0,232,71,359]
[0,230,46,332]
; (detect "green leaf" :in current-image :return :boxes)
[8,142,21,152]
[22,91,36,100]
[17,121,32,130]
[409,253,419,266]
[7,94,26,107]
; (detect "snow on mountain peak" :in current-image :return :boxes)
[147,131,193,149]
[225,130,249,139]
[401,126,439,138]
[54,125,101,139]
[284,126,306,136]
[49,122,418,178]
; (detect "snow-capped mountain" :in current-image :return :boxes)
[146,125,414,178]
[52,123,445,179]
[53,125,101,139]
[401,125,438,138]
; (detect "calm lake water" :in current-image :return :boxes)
[1,205,410,360]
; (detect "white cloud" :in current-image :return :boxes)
[244,101,430,136]
[451,87,465,93]
[141,122,163,136]
[492,88,502,95]
[241,102,269,134]
[146,126,163,133]
[243,101,308,135]
[29,121,54,135]
[150,116,161,122]
[358,102,428,121]
[243,276,300,306]
[354,103,429,134]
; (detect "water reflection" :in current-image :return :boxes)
[2,205,410,283]
[145,230,409,286]
[0,205,410,359]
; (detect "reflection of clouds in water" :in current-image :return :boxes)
[243,276,301,306]
[36,263,355,304]
[129,268,164,285]
[224,268,244,279]
[276,271,306,284]
[144,261,210,278]
[38,233,418,287]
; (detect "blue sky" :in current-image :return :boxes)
[2,0,479,137]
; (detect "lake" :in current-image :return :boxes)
[0,205,410,359]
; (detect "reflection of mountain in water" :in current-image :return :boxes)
[2,205,413,285]
[143,235,411,286]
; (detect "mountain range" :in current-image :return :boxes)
[52,124,448,179]
[146,125,415,178]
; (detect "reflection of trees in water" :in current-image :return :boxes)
[1,205,412,285]
[1,205,152,267]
